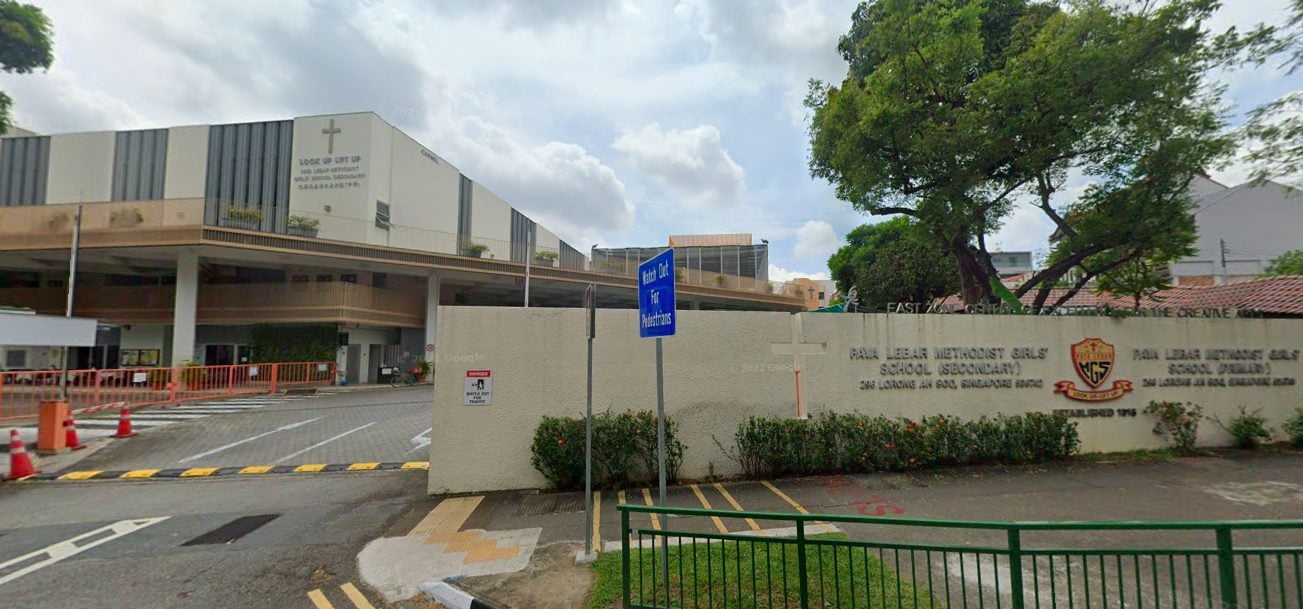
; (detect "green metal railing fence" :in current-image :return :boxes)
[618,504,1302,609]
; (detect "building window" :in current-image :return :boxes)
[340,274,357,284]
[372,272,388,289]
[316,274,333,283]
[4,349,26,369]
[291,275,309,283]
[818,292,825,300]
[375,201,391,230]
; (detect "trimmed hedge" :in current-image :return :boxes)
[725,412,1080,479]
[531,410,685,491]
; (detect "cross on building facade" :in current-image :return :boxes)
[321,119,342,154]
[770,314,826,419]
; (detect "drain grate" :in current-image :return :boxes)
[182,514,280,546]
[519,493,584,517]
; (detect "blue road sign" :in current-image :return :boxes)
[638,249,676,338]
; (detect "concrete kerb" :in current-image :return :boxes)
[420,579,509,609]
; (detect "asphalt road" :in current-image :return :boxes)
[0,387,437,609]
[68,386,435,470]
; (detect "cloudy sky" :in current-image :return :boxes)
[7,0,1300,280]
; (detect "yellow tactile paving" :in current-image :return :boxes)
[640,487,661,530]
[411,495,484,539]
[761,480,810,514]
[424,529,521,562]
[689,484,729,533]
[714,482,762,530]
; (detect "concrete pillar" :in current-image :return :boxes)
[424,274,441,362]
[171,252,198,365]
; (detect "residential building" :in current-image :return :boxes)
[0,113,802,382]
[990,251,1034,277]
[1171,175,1302,285]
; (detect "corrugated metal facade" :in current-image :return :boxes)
[509,208,536,264]
[112,129,168,201]
[203,120,293,232]
[560,242,585,270]
[457,174,473,252]
[0,136,50,206]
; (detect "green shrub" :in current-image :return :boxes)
[1144,400,1203,454]
[725,412,1079,479]
[530,409,685,491]
[1285,410,1303,448]
[1219,406,1272,449]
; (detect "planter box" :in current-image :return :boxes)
[287,226,319,238]
[533,258,556,267]
[466,250,485,258]
[221,217,260,231]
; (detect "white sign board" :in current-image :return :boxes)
[463,369,492,405]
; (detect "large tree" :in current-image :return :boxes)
[827,217,959,309]
[808,0,1266,307]
[1242,0,1302,185]
[0,0,53,134]
[1265,250,1303,276]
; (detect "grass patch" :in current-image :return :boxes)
[1076,448,1176,463]
[589,533,941,609]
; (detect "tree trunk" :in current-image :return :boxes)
[951,244,996,305]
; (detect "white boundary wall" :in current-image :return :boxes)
[429,308,1303,494]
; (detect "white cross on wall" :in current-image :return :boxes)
[770,314,826,419]
[322,119,342,154]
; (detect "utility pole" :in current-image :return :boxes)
[1219,238,1229,285]
[59,204,84,399]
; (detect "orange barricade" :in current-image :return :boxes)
[0,361,336,422]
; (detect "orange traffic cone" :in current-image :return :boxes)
[111,408,137,439]
[6,429,38,480]
[65,416,86,450]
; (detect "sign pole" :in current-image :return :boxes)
[635,248,675,590]
[655,334,668,590]
[580,284,597,564]
[59,203,83,400]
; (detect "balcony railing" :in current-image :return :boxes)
[0,282,424,327]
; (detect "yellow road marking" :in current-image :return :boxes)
[617,490,627,504]
[180,467,218,477]
[295,464,326,473]
[761,480,809,514]
[121,469,159,479]
[347,462,379,471]
[591,490,602,549]
[58,471,101,481]
[713,483,761,530]
[401,461,429,470]
[410,496,484,538]
[690,484,728,533]
[238,465,272,474]
[307,589,335,609]
[340,583,376,609]
[640,487,661,530]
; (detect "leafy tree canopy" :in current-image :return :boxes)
[827,216,959,310]
[808,0,1269,307]
[1265,250,1303,276]
[1242,0,1303,186]
[0,0,53,134]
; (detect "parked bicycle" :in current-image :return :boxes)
[389,367,423,387]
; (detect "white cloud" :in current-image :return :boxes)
[769,264,828,282]
[792,219,840,260]
[612,123,746,207]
